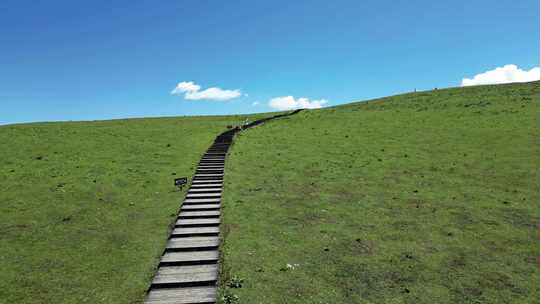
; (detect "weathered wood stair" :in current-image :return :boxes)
[144,109,303,304]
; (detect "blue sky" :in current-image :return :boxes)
[1,0,539,125]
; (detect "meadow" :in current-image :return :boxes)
[0,115,246,303]
[1,82,539,303]
[220,82,540,303]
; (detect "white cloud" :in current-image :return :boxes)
[171,81,242,101]
[462,64,540,87]
[269,96,328,110]
[252,101,260,106]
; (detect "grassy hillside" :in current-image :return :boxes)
[220,82,540,303]
[0,116,250,303]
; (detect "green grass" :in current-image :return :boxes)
[0,115,250,303]
[220,82,540,303]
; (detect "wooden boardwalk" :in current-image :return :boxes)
[145,110,303,304]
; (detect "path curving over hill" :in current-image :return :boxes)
[144,109,302,304]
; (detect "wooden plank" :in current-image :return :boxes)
[167,236,220,249]
[189,185,223,190]
[188,188,222,193]
[172,227,220,236]
[145,286,216,304]
[184,198,221,204]
[193,176,223,180]
[181,204,220,210]
[161,250,219,263]
[196,168,224,171]
[176,218,220,226]
[191,179,223,185]
[178,210,220,217]
[189,184,223,189]
[152,264,218,285]
[194,173,224,177]
[186,193,221,198]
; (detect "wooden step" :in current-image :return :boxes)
[178,210,220,218]
[152,264,218,286]
[189,184,223,189]
[196,168,224,171]
[176,218,220,226]
[193,178,222,182]
[145,286,217,304]
[181,204,220,210]
[172,227,220,236]
[184,198,221,204]
[167,236,220,250]
[188,188,222,193]
[161,250,219,264]
[194,175,224,179]
[191,179,223,184]
[194,174,224,178]
[186,193,221,198]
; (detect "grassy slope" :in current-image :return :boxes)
[0,115,248,303]
[220,82,540,303]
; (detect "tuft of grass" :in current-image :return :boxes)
[220,82,540,303]
[0,115,252,303]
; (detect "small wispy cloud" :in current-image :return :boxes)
[252,101,260,106]
[171,81,242,101]
[462,64,540,87]
[268,96,328,110]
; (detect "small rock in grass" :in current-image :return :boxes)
[35,156,43,160]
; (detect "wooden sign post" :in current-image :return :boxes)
[174,177,188,190]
